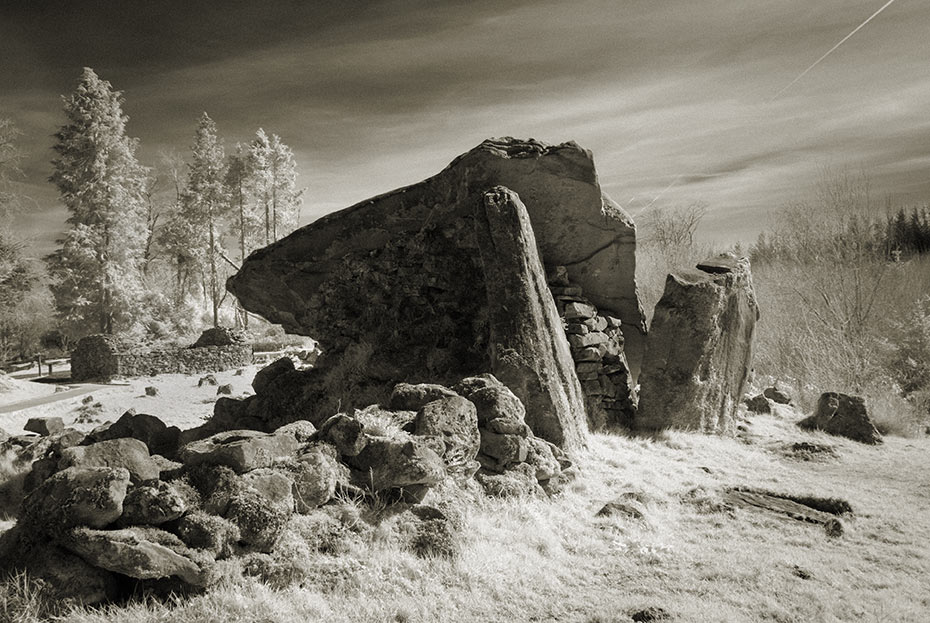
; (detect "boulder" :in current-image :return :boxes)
[413,396,480,468]
[475,187,587,448]
[59,438,161,483]
[216,383,233,396]
[251,356,295,394]
[764,384,793,405]
[225,488,291,552]
[24,416,64,436]
[290,444,344,511]
[389,382,458,411]
[745,394,771,414]
[61,526,211,586]
[82,411,180,458]
[315,413,367,456]
[191,327,245,348]
[120,481,187,525]
[227,138,645,441]
[178,429,301,473]
[461,380,527,426]
[636,254,759,434]
[21,466,130,536]
[173,511,241,558]
[798,392,882,444]
[242,468,295,512]
[198,374,218,387]
[347,436,446,491]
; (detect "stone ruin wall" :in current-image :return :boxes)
[71,335,253,382]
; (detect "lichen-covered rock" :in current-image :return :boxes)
[61,526,213,586]
[479,429,529,465]
[389,383,459,411]
[475,463,545,498]
[637,254,759,434]
[798,392,882,444]
[413,396,480,469]
[121,481,187,525]
[21,466,130,536]
[59,438,161,483]
[315,413,367,456]
[462,381,527,426]
[242,468,295,512]
[225,488,291,552]
[178,429,301,473]
[24,416,64,436]
[274,420,317,443]
[347,436,446,491]
[525,437,561,481]
[173,511,241,558]
[290,444,345,512]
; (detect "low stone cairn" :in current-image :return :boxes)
[0,370,571,605]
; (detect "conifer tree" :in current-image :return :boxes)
[47,68,149,336]
[249,129,303,245]
[184,112,229,327]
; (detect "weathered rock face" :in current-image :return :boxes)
[476,187,587,448]
[227,138,645,447]
[798,392,882,444]
[636,254,759,434]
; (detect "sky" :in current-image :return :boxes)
[1,0,928,256]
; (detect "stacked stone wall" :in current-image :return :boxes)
[547,266,636,429]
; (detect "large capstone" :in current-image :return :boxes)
[636,254,759,434]
[227,138,644,449]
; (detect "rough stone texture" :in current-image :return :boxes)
[389,382,459,411]
[225,488,291,552]
[315,413,367,456]
[251,356,294,394]
[548,268,636,430]
[61,526,211,586]
[290,445,343,512]
[413,395,480,469]
[24,416,65,436]
[227,138,645,444]
[21,466,130,536]
[745,394,771,414]
[476,187,588,449]
[59,438,161,483]
[121,481,187,525]
[764,384,793,405]
[242,467,295,512]
[71,334,253,382]
[636,254,759,434]
[798,392,883,444]
[347,436,446,491]
[173,511,241,558]
[178,429,301,473]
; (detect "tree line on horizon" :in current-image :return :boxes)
[0,68,304,362]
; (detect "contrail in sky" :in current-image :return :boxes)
[770,0,900,101]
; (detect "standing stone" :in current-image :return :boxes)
[637,254,759,434]
[475,187,588,450]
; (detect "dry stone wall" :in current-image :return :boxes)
[547,266,636,429]
[71,334,253,382]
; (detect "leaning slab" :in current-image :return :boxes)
[636,254,759,434]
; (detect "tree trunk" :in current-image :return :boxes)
[209,219,218,328]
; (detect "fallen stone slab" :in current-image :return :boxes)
[178,429,301,473]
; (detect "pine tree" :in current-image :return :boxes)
[249,129,303,245]
[184,112,229,327]
[47,68,149,336]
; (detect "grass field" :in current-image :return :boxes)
[4,400,928,623]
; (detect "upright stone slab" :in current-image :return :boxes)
[476,187,587,449]
[636,254,759,434]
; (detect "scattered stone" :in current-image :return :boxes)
[745,394,771,414]
[791,564,813,580]
[764,384,792,405]
[59,438,161,483]
[784,441,838,461]
[798,392,882,444]
[145,386,159,397]
[216,383,233,395]
[631,606,672,622]
[596,498,647,520]
[178,429,301,473]
[24,416,64,436]
[637,254,759,434]
[82,395,95,405]
[198,374,218,387]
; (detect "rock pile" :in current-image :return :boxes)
[547,265,636,429]
[0,370,568,605]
